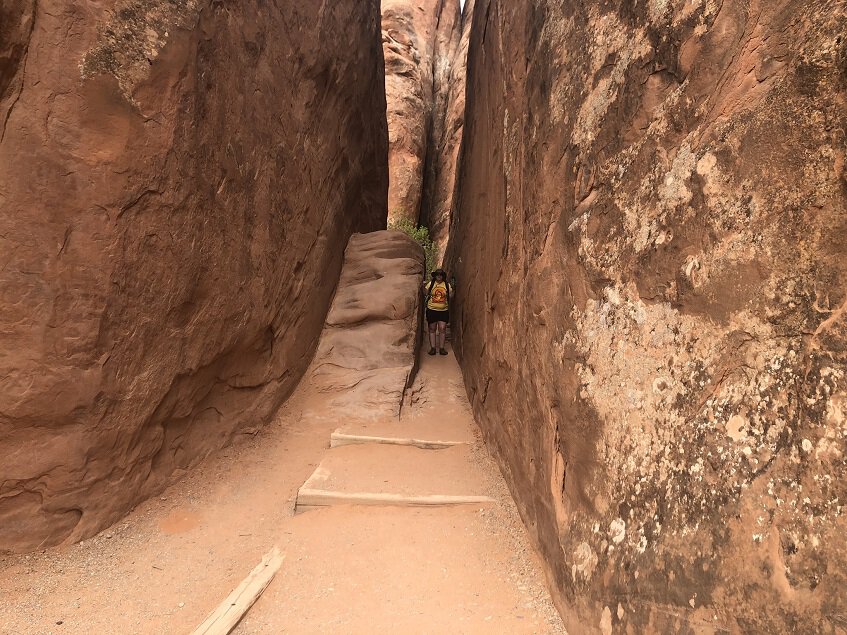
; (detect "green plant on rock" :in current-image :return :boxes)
[388,216,439,276]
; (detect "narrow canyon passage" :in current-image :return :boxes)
[0,232,565,634]
[1,0,845,633]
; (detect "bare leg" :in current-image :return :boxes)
[428,322,437,352]
[437,322,447,353]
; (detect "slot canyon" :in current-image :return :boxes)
[1,0,845,633]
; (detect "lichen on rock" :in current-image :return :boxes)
[80,0,201,97]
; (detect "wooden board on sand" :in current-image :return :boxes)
[190,546,284,635]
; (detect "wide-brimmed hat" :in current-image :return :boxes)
[430,268,447,277]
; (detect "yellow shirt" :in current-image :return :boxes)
[426,281,449,311]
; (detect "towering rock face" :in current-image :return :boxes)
[382,0,462,225]
[421,0,475,253]
[0,0,387,552]
[449,1,847,632]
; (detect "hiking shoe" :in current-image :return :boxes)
[439,348,448,356]
[428,347,437,355]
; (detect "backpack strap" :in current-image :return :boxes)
[425,280,435,303]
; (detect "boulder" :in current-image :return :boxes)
[310,230,424,419]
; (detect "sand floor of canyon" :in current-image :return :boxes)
[1,344,566,634]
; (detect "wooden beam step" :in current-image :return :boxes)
[330,431,466,450]
[295,488,495,513]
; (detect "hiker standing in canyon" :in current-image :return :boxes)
[424,269,451,356]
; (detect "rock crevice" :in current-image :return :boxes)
[383,0,472,253]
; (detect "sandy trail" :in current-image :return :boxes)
[236,348,566,633]
[1,348,564,635]
[0,384,336,635]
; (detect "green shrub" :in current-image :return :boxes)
[388,216,439,276]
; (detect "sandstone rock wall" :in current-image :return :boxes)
[420,0,474,253]
[448,1,847,632]
[383,0,462,225]
[0,0,387,552]
[310,230,424,419]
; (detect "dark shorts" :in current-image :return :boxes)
[426,308,449,324]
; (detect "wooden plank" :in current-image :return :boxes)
[190,546,284,635]
[295,488,495,513]
[330,431,465,450]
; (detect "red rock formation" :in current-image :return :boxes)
[0,0,387,552]
[310,230,424,419]
[0,1,34,126]
[449,1,847,632]
[421,0,474,253]
[382,0,462,225]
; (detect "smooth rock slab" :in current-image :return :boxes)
[310,230,424,420]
